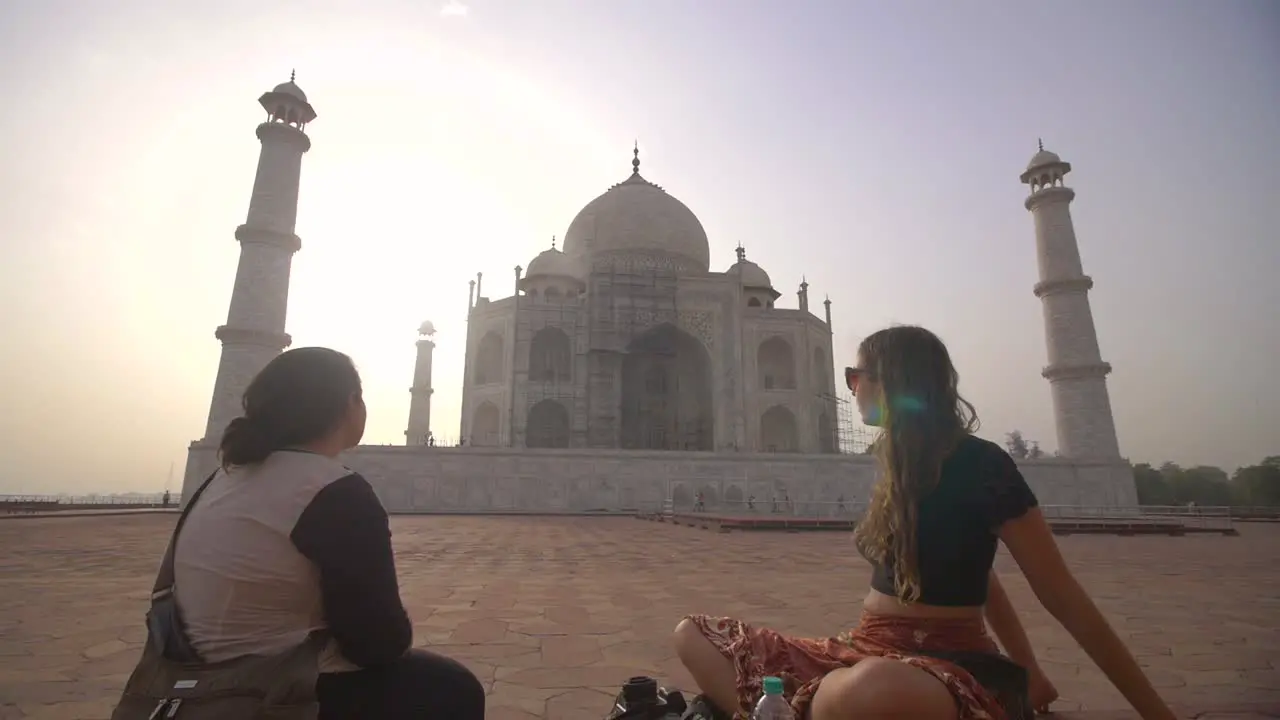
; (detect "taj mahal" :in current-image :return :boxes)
[181,75,1137,512]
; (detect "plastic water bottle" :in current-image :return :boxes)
[752,676,794,719]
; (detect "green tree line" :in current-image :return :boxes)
[1132,457,1280,507]
[1004,430,1278,507]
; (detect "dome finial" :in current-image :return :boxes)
[1038,137,1044,152]
[290,68,296,83]
[632,140,640,175]
[551,235,557,250]
[735,243,746,263]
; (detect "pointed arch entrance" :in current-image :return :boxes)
[526,399,570,448]
[760,404,799,452]
[620,323,714,451]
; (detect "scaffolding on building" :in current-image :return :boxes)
[512,281,588,448]
[513,260,713,450]
[508,259,843,454]
[827,390,878,454]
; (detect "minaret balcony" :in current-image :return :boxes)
[213,325,291,349]
[1042,361,1113,382]
[234,225,302,253]
[1033,276,1093,298]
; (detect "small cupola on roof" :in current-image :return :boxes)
[258,70,317,130]
[728,245,781,307]
[520,236,585,303]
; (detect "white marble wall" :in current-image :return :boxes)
[182,443,1138,512]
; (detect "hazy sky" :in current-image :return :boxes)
[0,0,1276,494]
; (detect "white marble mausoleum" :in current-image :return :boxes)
[181,76,1138,512]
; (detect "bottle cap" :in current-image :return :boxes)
[762,676,784,695]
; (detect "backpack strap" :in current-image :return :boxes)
[151,468,221,600]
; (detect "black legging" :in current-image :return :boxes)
[316,648,485,719]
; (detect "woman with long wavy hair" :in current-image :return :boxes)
[673,325,1175,720]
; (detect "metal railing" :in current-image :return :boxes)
[1040,504,1235,532]
[665,498,866,520]
[0,493,181,513]
[1227,505,1280,520]
[658,499,1238,533]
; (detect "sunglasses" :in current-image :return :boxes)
[844,366,867,395]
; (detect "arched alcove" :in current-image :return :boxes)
[697,484,720,506]
[812,346,829,391]
[725,484,745,510]
[473,332,504,385]
[529,327,572,382]
[760,405,799,452]
[526,399,570,448]
[671,483,694,510]
[471,401,500,446]
[757,337,796,390]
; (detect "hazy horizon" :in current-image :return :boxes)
[1,0,1277,495]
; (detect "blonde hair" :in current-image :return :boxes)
[853,326,979,603]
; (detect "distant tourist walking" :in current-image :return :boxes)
[673,326,1175,720]
[116,348,483,720]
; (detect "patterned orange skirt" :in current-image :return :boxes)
[685,610,1022,720]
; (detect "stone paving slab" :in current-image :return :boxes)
[0,515,1276,719]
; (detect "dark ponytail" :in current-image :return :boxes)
[218,416,278,468]
[218,347,362,471]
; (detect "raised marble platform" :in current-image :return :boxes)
[182,443,1139,513]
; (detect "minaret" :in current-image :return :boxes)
[798,277,810,313]
[1021,142,1121,459]
[460,278,477,444]
[202,73,317,441]
[405,321,436,446]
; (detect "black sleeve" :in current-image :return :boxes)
[980,445,1040,529]
[290,473,412,668]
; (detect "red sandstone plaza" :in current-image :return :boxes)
[0,515,1276,719]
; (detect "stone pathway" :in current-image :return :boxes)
[0,515,1276,719]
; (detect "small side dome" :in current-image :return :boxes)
[727,248,781,306]
[418,320,436,336]
[729,259,772,289]
[525,244,583,280]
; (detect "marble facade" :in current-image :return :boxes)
[184,443,1139,514]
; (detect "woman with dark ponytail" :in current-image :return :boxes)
[170,347,485,719]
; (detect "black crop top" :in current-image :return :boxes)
[864,434,1038,607]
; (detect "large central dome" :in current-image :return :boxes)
[561,148,710,274]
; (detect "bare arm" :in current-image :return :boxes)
[999,508,1175,720]
[983,570,1038,669]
